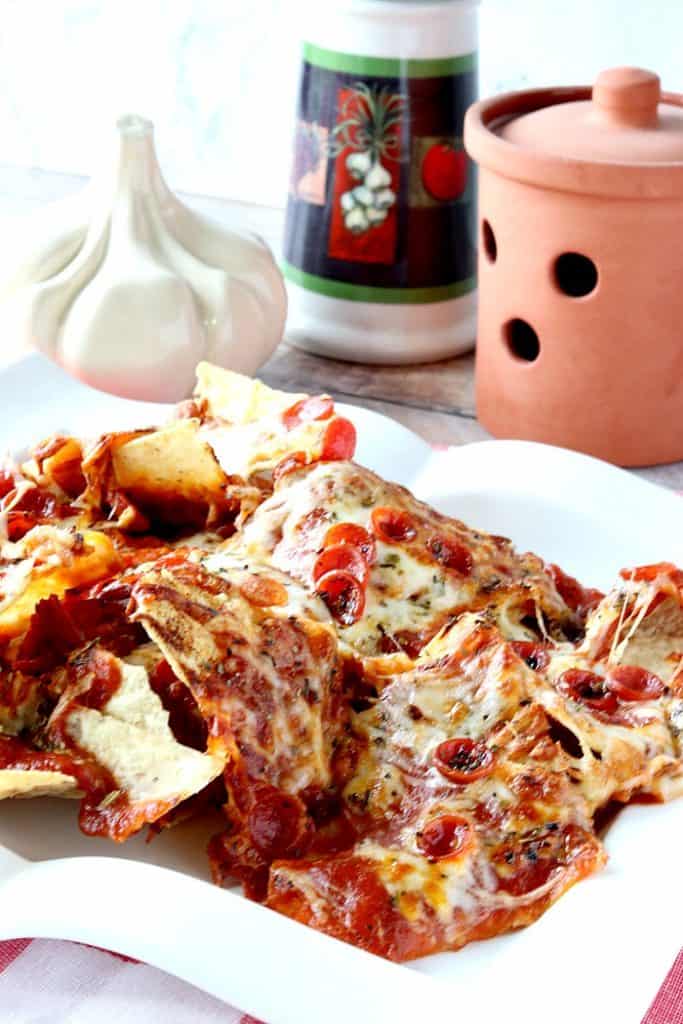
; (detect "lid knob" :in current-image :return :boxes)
[593,67,661,128]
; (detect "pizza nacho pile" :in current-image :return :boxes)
[0,363,681,961]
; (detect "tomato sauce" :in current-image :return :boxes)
[149,659,208,751]
[15,584,145,674]
[268,854,432,961]
[75,648,123,710]
[0,469,17,500]
[0,735,121,837]
[548,564,604,620]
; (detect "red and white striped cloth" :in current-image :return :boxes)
[0,936,679,1022]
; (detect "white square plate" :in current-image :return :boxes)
[0,355,680,1024]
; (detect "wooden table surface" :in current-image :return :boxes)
[2,163,682,491]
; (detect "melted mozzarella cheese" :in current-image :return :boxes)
[202,416,330,483]
[132,558,338,795]
[345,542,472,655]
[536,645,680,811]
[202,549,332,626]
[345,618,553,825]
[235,461,574,660]
[201,555,335,787]
[236,466,470,654]
[358,838,480,923]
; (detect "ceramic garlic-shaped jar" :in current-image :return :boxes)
[0,115,287,402]
[464,68,683,467]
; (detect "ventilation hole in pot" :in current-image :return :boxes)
[482,220,497,263]
[504,319,540,363]
[554,252,598,297]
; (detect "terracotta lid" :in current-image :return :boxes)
[464,67,683,198]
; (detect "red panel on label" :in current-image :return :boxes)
[327,87,401,266]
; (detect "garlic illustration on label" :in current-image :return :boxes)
[330,83,405,235]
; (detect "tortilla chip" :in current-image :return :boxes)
[194,362,304,425]
[0,768,78,799]
[48,652,225,838]
[111,420,228,503]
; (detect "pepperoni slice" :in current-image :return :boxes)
[434,738,494,783]
[510,641,550,672]
[321,418,357,461]
[606,665,665,702]
[240,575,289,607]
[0,470,16,500]
[4,486,57,517]
[548,564,604,618]
[3,486,75,540]
[557,669,617,713]
[417,815,472,861]
[273,451,308,485]
[6,511,38,542]
[248,785,308,859]
[427,535,473,576]
[620,562,683,587]
[316,570,365,625]
[371,506,417,544]
[282,396,334,431]
[312,544,369,586]
[323,523,376,566]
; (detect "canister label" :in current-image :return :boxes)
[283,43,477,304]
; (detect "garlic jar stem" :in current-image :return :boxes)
[112,114,170,199]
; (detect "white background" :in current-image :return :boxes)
[0,0,681,207]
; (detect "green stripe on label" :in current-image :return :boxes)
[302,43,477,79]
[282,261,476,305]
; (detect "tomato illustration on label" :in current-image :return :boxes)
[421,143,468,202]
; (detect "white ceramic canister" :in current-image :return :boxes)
[283,0,479,364]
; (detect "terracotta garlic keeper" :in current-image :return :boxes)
[465,67,683,466]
